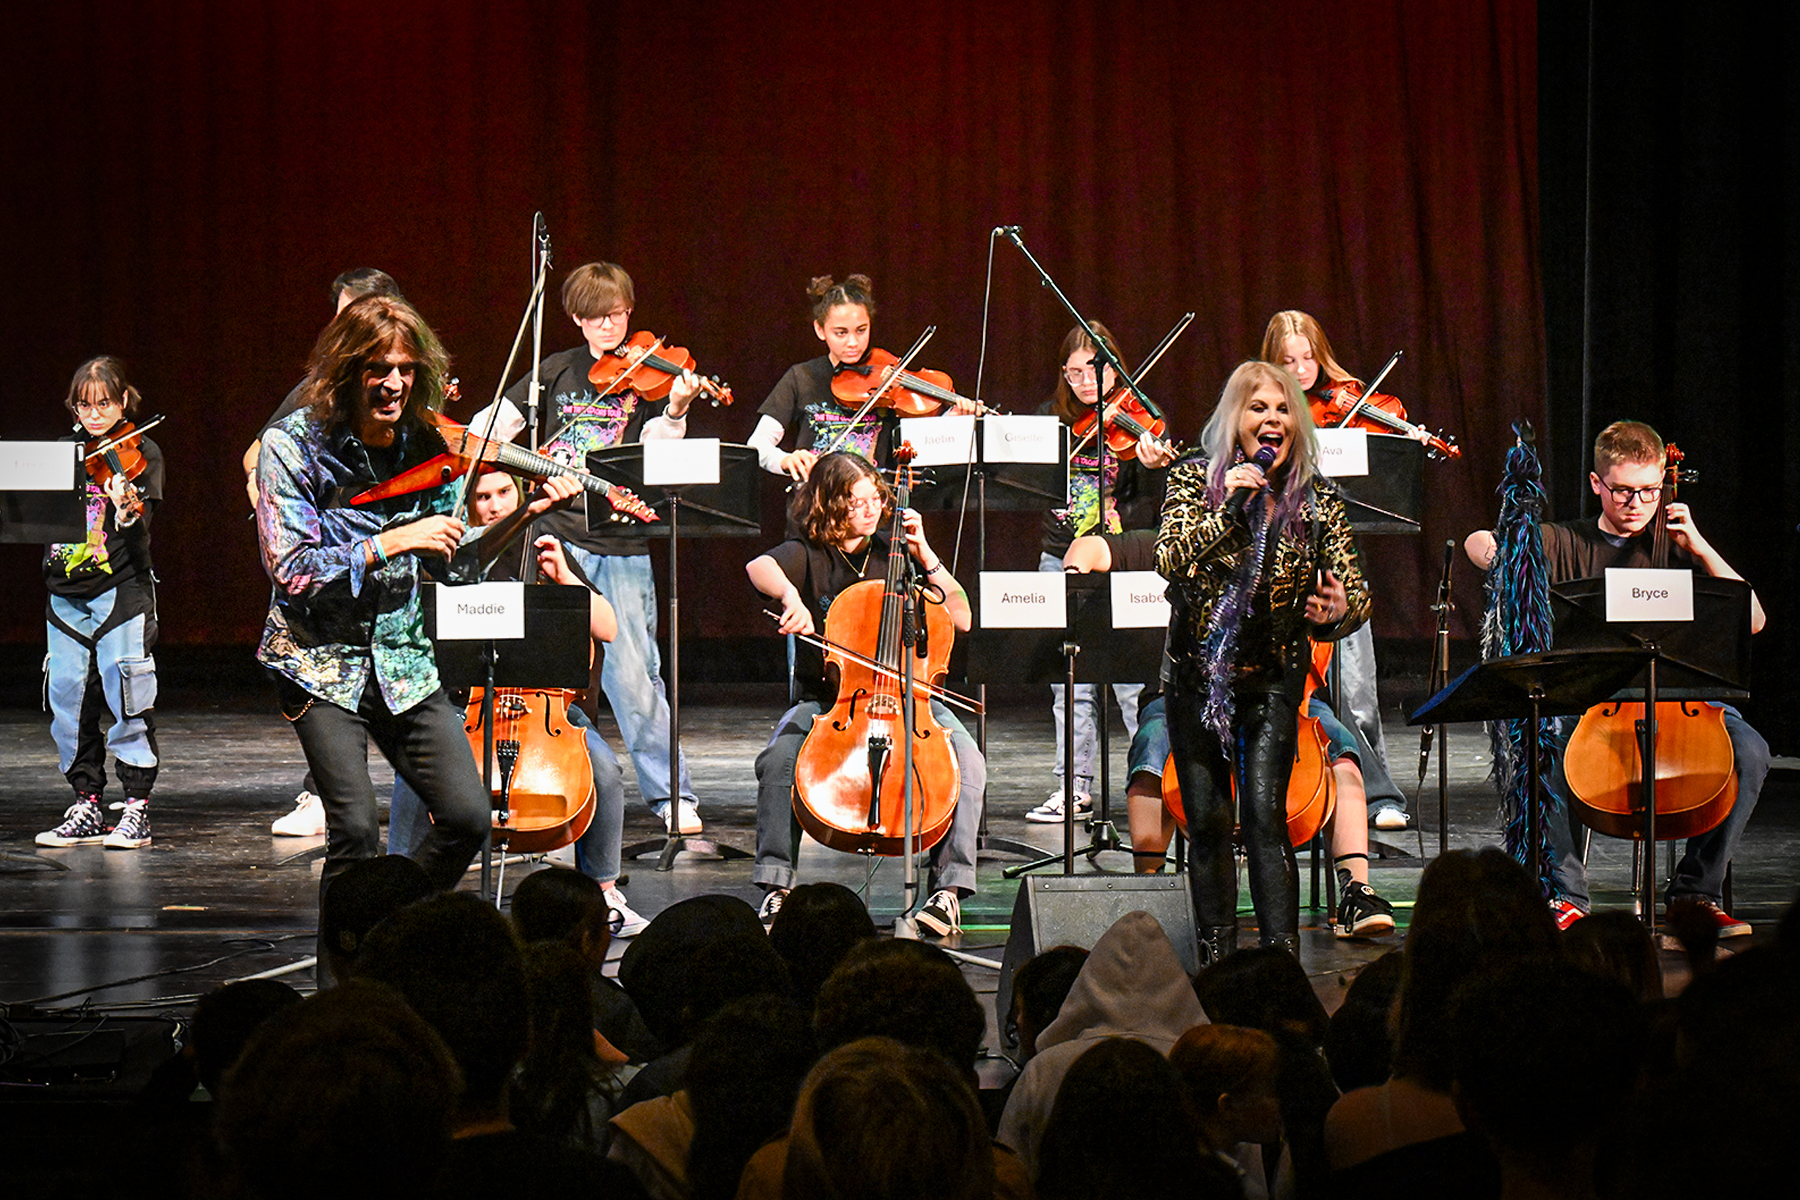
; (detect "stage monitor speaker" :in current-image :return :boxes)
[995,875,1197,1050]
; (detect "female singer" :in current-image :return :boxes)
[1157,362,1369,962]
[38,357,163,850]
[1260,310,1409,831]
[1026,323,1174,825]
[744,452,984,936]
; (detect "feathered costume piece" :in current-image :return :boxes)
[1480,421,1559,895]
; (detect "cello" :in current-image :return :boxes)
[1160,639,1339,848]
[1561,444,1737,841]
[464,684,597,853]
[791,448,961,857]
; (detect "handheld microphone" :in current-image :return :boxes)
[1223,445,1279,521]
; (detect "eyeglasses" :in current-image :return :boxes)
[845,493,884,514]
[75,397,121,414]
[1062,365,1101,384]
[1604,483,1662,505]
[593,308,632,326]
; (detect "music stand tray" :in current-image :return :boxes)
[584,441,763,536]
[1322,432,1424,533]
[1550,576,1751,701]
[1,440,84,543]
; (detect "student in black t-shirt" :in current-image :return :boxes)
[38,357,164,849]
[1465,419,1768,937]
[744,452,984,936]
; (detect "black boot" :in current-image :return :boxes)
[1199,923,1239,967]
[1261,934,1301,959]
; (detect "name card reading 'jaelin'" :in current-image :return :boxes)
[435,582,525,640]
[644,437,720,486]
[1110,571,1172,628]
[1604,568,1694,623]
[1312,428,1369,478]
[899,415,975,466]
[980,572,1066,629]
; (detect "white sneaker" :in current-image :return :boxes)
[650,799,703,834]
[758,888,788,924]
[1371,807,1409,831]
[1025,789,1092,824]
[272,791,326,837]
[606,889,649,938]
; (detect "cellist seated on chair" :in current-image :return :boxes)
[744,451,984,938]
[388,468,651,938]
[1464,420,1768,938]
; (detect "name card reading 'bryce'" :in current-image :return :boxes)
[1604,568,1694,623]
[980,572,1066,629]
[1313,428,1369,478]
[1110,571,1172,628]
[435,582,525,640]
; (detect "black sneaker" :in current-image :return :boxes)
[37,796,107,847]
[916,889,962,937]
[1335,879,1395,938]
[758,888,788,925]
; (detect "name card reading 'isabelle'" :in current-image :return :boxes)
[1110,571,1172,628]
[435,582,525,640]
[1312,428,1369,478]
[1604,568,1694,623]
[980,572,1066,629]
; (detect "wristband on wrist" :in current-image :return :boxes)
[371,536,389,566]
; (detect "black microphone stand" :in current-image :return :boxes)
[1416,540,1456,857]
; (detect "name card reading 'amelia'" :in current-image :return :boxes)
[980,572,1066,629]
[1312,428,1369,478]
[1110,571,1172,628]
[436,582,526,640]
[1604,568,1693,623]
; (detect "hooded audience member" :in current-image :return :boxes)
[996,910,1206,1176]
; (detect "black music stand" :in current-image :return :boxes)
[967,573,1164,877]
[586,441,759,870]
[428,582,590,901]
[0,440,84,544]
[1549,575,1752,918]
[1407,647,1655,895]
[907,414,1071,862]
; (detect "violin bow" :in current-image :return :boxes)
[592,335,670,402]
[82,414,166,463]
[820,325,937,458]
[1329,350,1404,429]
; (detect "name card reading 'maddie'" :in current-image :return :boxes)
[980,572,1066,629]
[436,582,525,641]
[1110,571,1172,628]
[1604,568,1693,623]
[1313,428,1369,478]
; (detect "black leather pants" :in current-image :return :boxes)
[1167,672,1302,954]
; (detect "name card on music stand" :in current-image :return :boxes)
[432,582,526,641]
[0,440,84,543]
[899,415,975,466]
[1314,428,1370,477]
[980,571,1066,628]
[1109,571,1171,628]
[1603,568,1693,622]
[644,438,720,487]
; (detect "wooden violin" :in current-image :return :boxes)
[1067,311,1190,461]
[349,411,658,523]
[1562,443,1736,841]
[1161,640,1338,847]
[83,414,165,519]
[829,348,981,418]
[791,448,960,856]
[465,686,597,853]
[1312,379,1461,460]
[588,330,735,407]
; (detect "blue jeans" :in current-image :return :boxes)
[1039,553,1142,791]
[47,582,159,799]
[1545,704,1768,909]
[389,703,627,884]
[558,547,695,806]
[753,699,983,894]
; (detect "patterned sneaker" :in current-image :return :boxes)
[1549,898,1587,932]
[37,795,108,847]
[606,889,650,938]
[104,800,152,850]
[1025,789,1092,824]
[916,889,962,937]
[1334,878,1396,938]
[271,790,326,837]
[758,888,788,925]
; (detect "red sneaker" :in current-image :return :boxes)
[1549,898,1587,932]
[1681,898,1751,939]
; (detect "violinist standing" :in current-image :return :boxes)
[1464,420,1768,936]
[1026,323,1174,824]
[469,262,704,833]
[1158,363,1369,962]
[255,297,575,956]
[36,358,163,850]
[744,452,985,936]
[748,275,980,482]
[1262,311,1411,831]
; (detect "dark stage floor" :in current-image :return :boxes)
[3,678,1795,1048]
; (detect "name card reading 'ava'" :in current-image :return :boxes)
[984,414,1062,464]
[1110,571,1172,628]
[435,582,525,640]
[1313,428,1369,478]
[1604,568,1693,623]
[644,437,720,486]
[980,572,1066,628]
[899,415,975,466]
